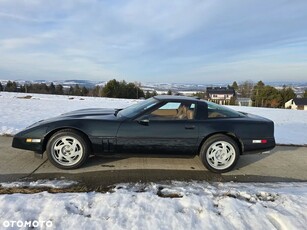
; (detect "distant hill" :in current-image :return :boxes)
[0,79,105,89]
[1,79,306,93]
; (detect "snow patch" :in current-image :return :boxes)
[1,92,307,145]
[0,179,78,189]
[0,181,306,229]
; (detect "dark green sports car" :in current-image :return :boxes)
[12,95,275,173]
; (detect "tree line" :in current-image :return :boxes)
[0,79,157,99]
[1,79,306,108]
[231,80,304,108]
[0,81,89,96]
[193,80,306,108]
[89,79,157,99]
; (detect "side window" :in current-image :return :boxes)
[208,103,227,118]
[207,102,242,118]
[150,102,196,120]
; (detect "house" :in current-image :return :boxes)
[236,97,253,107]
[285,98,307,110]
[206,87,235,105]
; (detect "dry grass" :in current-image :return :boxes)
[0,185,115,194]
[1,133,13,137]
[17,95,32,99]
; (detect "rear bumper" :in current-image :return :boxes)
[242,137,276,154]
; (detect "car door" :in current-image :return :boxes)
[116,101,199,154]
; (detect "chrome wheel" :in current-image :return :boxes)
[47,129,90,169]
[200,135,240,173]
[50,136,84,166]
[206,141,236,170]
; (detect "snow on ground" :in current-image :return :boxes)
[1,181,307,229]
[0,179,77,189]
[1,92,306,145]
[229,105,307,145]
[0,92,137,136]
[1,93,307,228]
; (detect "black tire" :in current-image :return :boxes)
[46,129,90,169]
[200,134,240,173]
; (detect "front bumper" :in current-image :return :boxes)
[12,137,44,154]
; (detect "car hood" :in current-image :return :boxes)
[26,108,121,129]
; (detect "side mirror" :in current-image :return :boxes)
[138,116,149,126]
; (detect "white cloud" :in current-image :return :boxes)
[0,51,117,80]
[0,37,41,49]
[0,0,307,82]
[115,0,217,41]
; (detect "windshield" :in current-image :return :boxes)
[117,97,158,118]
[206,101,244,118]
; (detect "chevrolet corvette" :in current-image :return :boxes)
[12,95,275,173]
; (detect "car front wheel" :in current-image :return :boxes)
[200,134,240,173]
[46,129,90,169]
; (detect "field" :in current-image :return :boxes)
[0,92,307,229]
[1,92,307,145]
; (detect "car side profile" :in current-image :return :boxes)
[12,95,275,173]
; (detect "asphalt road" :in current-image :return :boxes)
[1,136,307,187]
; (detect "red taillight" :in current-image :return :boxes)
[253,139,268,144]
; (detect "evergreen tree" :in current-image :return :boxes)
[229,96,236,105]
[102,79,121,98]
[91,86,101,97]
[5,81,18,92]
[102,79,144,99]
[0,82,3,91]
[31,83,49,94]
[68,86,74,95]
[167,89,172,95]
[252,81,265,107]
[231,81,239,91]
[279,86,296,107]
[145,90,151,99]
[55,85,64,95]
[81,86,89,96]
[73,84,82,96]
[145,90,158,99]
[303,90,307,98]
[19,85,25,93]
[126,83,136,98]
[49,83,56,94]
[125,82,144,98]
[252,82,283,108]
[262,86,281,108]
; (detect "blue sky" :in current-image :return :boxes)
[0,0,307,83]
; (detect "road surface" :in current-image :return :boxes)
[1,136,307,187]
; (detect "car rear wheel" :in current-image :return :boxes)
[46,129,90,169]
[200,134,240,173]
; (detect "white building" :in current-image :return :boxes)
[236,98,253,107]
[285,98,307,110]
[206,87,235,105]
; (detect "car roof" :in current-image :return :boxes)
[153,95,201,102]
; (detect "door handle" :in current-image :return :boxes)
[185,125,195,130]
